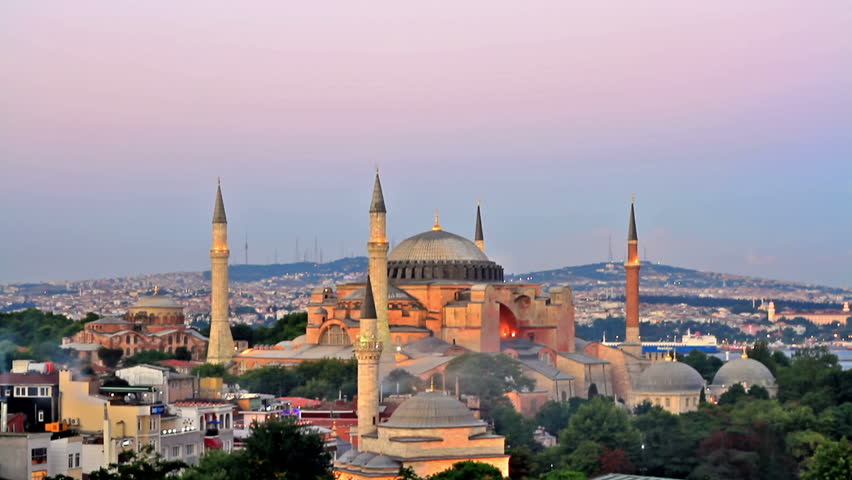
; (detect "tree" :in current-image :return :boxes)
[717,383,748,405]
[560,396,641,460]
[535,399,586,436]
[633,405,700,478]
[98,347,124,369]
[173,346,192,361]
[445,353,534,417]
[179,449,243,480]
[587,384,598,398]
[801,438,852,480]
[429,461,504,480]
[537,470,586,480]
[565,441,602,477]
[776,347,841,412]
[679,350,724,382]
[252,312,308,345]
[84,312,101,323]
[384,368,425,395]
[239,416,332,480]
[746,340,779,375]
[122,349,174,367]
[748,385,770,400]
[491,405,537,450]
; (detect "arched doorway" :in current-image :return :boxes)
[499,303,519,339]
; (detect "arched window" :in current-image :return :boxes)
[319,325,350,346]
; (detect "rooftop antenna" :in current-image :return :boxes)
[608,234,613,263]
[244,233,249,265]
[294,237,300,263]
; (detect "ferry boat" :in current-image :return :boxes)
[602,330,719,354]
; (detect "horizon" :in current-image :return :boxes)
[2,3,851,287]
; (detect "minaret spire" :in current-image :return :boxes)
[207,180,235,365]
[370,171,386,214]
[213,180,227,223]
[367,171,393,378]
[474,201,485,252]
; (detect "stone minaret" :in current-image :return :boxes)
[355,275,382,439]
[368,172,393,376]
[475,202,485,252]
[207,180,235,364]
[622,201,642,356]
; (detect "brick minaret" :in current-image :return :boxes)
[475,202,485,252]
[622,201,642,357]
[207,180,235,364]
[368,171,393,376]
[355,276,382,439]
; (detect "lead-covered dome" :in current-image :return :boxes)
[712,358,775,389]
[387,230,503,283]
[635,361,705,393]
[389,230,489,262]
[383,392,485,428]
[130,294,182,310]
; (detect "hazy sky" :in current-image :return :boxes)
[2,2,851,287]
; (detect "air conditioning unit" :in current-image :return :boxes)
[69,418,80,426]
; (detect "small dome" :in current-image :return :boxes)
[383,391,484,428]
[131,294,182,310]
[365,455,401,470]
[389,230,489,263]
[635,361,705,393]
[712,358,775,389]
[343,285,420,302]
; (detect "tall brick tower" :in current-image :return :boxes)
[207,180,235,364]
[622,201,642,357]
[355,275,382,440]
[368,171,393,376]
[475,202,485,252]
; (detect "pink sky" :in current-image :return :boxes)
[1,2,851,286]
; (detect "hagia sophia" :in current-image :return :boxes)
[60,173,777,479]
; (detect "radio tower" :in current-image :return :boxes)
[608,234,614,263]
[244,233,249,265]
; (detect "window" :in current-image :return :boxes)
[27,387,38,396]
[68,454,74,469]
[665,398,671,407]
[185,444,194,456]
[31,447,48,464]
[74,452,80,468]
[172,446,180,458]
[38,410,44,422]
[31,471,47,480]
[38,387,50,396]
[126,335,131,344]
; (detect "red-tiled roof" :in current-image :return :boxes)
[158,359,201,368]
[276,397,321,408]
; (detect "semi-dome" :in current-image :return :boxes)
[634,361,705,393]
[389,230,489,263]
[712,358,775,389]
[383,391,485,429]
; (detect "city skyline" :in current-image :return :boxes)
[2,2,851,287]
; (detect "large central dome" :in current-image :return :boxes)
[386,228,503,283]
[389,230,489,262]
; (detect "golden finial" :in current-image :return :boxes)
[432,210,442,231]
[741,346,748,359]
